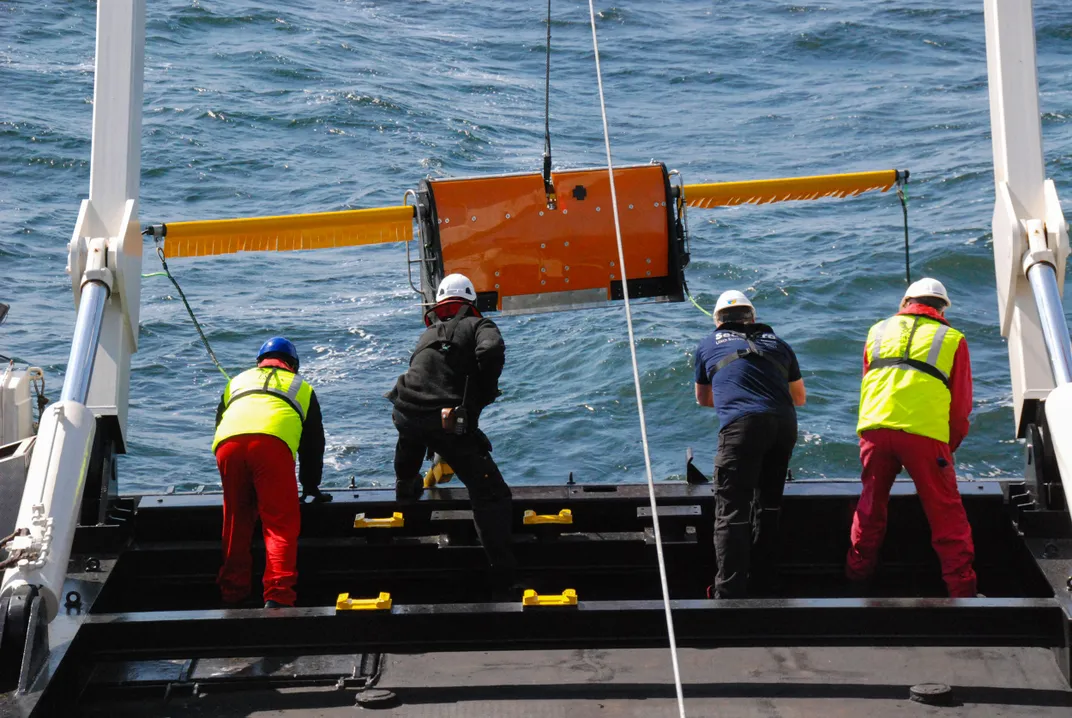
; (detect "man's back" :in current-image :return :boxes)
[694,322,800,428]
[390,305,505,417]
[856,305,969,447]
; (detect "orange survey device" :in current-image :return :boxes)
[413,163,689,314]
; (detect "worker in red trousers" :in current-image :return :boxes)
[213,337,329,609]
[847,278,976,597]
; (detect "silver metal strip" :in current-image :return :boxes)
[1027,262,1072,385]
[60,280,110,404]
[926,324,951,368]
[869,320,890,364]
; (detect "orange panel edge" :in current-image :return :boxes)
[413,164,689,315]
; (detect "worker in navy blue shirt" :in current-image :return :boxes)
[694,290,806,599]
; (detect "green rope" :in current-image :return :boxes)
[146,241,231,381]
[686,290,712,318]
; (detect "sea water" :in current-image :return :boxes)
[2,1,1071,492]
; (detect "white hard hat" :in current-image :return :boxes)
[903,277,950,307]
[436,273,477,302]
[714,290,754,314]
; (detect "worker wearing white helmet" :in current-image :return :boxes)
[387,273,519,597]
[694,289,806,599]
[847,277,977,597]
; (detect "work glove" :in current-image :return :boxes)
[301,487,333,503]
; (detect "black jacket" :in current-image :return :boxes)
[388,304,505,422]
[215,373,325,493]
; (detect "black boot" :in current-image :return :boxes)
[395,474,424,502]
[490,569,535,602]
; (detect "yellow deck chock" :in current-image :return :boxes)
[335,592,393,612]
[353,512,404,529]
[522,588,578,607]
[423,460,455,489]
[522,509,573,525]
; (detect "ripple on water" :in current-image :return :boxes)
[3,0,1071,488]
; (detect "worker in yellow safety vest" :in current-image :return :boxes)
[846,278,976,597]
[213,337,328,609]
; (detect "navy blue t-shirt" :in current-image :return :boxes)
[694,322,801,429]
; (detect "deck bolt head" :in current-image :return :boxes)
[909,683,953,706]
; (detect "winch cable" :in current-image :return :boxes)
[142,231,231,382]
[541,0,557,210]
[897,175,911,283]
[586,3,686,716]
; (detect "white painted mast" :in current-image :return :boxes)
[1,1,144,620]
[984,0,1072,512]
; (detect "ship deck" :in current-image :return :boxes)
[81,646,1072,717]
[3,479,1072,717]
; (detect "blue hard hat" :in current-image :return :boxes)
[257,336,299,369]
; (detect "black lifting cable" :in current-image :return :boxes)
[542,0,557,210]
[896,169,912,284]
[142,227,231,382]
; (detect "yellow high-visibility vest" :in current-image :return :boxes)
[857,313,963,443]
[212,366,313,457]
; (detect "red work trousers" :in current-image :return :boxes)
[216,434,300,606]
[846,428,977,597]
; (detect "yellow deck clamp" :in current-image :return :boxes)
[335,592,393,612]
[423,459,455,488]
[522,509,573,525]
[353,511,404,529]
[522,588,578,607]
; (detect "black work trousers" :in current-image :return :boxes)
[713,410,797,599]
[391,409,516,573]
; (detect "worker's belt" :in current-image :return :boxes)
[867,357,950,389]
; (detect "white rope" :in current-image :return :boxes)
[586,4,686,716]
